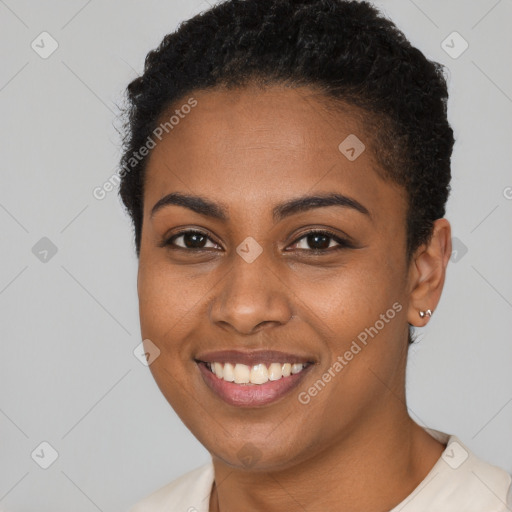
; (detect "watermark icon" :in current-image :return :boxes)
[441,31,469,59]
[93,97,198,200]
[31,31,59,59]
[237,442,262,468]
[338,134,365,161]
[298,301,403,405]
[450,237,468,263]
[503,186,512,200]
[442,441,469,469]
[32,237,58,263]
[31,441,59,469]
[236,236,263,263]
[133,339,161,366]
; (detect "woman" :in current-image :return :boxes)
[119,0,512,510]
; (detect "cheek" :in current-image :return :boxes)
[137,261,202,406]
[296,255,403,331]
[138,265,175,339]
[138,258,203,337]
[301,252,407,377]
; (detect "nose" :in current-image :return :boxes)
[209,249,293,335]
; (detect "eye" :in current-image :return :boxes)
[163,230,220,251]
[287,230,353,252]
[162,228,353,253]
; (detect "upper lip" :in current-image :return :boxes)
[195,350,315,367]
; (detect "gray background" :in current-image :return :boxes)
[0,0,511,510]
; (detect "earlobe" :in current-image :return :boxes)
[406,218,452,327]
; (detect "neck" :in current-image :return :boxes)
[209,409,445,512]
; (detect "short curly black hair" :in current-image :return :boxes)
[118,0,454,344]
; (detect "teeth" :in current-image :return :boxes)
[213,362,223,379]
[234,363,250,384]
[250,363,268,384]
[268,362,282,381]
[291,363,304,374]
[222,362,235,382]
[206,361,307,385]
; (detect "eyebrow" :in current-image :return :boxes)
[150,191,372,223]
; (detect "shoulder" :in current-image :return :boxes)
[129,461,214,512]
[393,429,512,512]
[449,452,512,512]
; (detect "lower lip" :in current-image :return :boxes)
[196,362,313,407]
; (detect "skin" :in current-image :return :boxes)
[137,84,452,512]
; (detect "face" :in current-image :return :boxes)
[137,85,413,470]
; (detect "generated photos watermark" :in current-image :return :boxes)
[298,301,403,405]
[93,97,198,200]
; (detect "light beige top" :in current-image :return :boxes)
[130,428,512,512]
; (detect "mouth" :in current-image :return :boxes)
[194,349,316,407]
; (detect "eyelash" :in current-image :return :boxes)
[162,229,353,253]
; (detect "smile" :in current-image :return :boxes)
[205,361,309,384]
[196,360,314,407]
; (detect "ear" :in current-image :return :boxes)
[406,218,452,327]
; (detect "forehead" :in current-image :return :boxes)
[143,85,406,224]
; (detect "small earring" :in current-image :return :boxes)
[419,309,432,318]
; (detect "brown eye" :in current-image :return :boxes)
[162,229,352,253]
[164,230,219,250]
[288,230,353,252]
